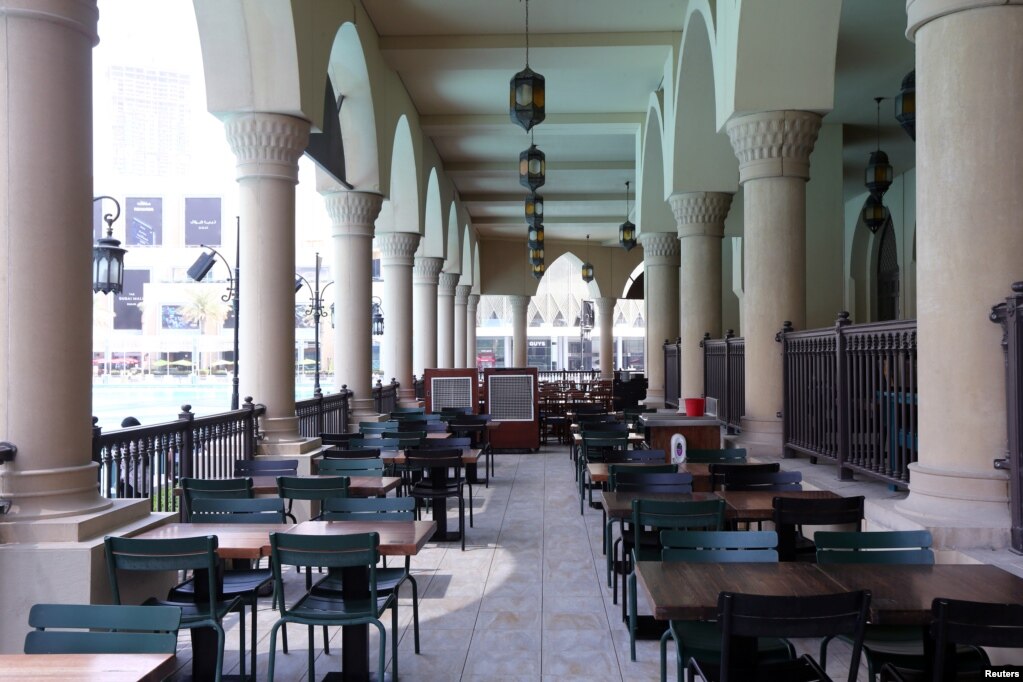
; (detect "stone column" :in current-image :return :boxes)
[508,295,531,367]
[323,190,382,424]
[595,297,617,379]
[639,232,681,408]
[225,113,311,445]
[466,294,480,368]
[412,256,443,376]
[726,110,820,443]
[437,272,459,368]
[670,192,733,400]
[454,285,471,368]
[378,232,421,405]
[894,0,1023,544]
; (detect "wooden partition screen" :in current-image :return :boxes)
[423,368,479,414]
[484,367,540,450]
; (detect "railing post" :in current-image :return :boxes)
[775,322,793,455]
[341,384,350,433]
[992,282,1023,552]
[91,417,102,465]
[242,397,257,460]
[700,332,711,403]
[834,311,853,480]
[177,404,195,480]
[723,329,734,428]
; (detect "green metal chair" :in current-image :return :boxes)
[390,407,425,415]
[233,458,299,478]
[276,475,349,523]
[266,531,398,682]
[381,431,427,449]
[683,448,748,463]
[578,433,629,514]
[179,477,253,520]
[25,603,181,654]
[657,530,793,682]
[317,457,385,477]
[105,535,242,682]
[359,420,399,434]
[349,437,401,451]
[188,496,287,523]
[815,530,988,682]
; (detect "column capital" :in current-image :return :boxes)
[438,272,461,296]
[594,296,616,315]
[377,231,421,267]
[455,284,472,306]
[669,191,733,239]
[324,190,383,239]
[507,294,531,312]
[725,110,821,184]
[466,293,480,311]
[413,256,444,284]
[0,0,99,43]
[639,231,680,266]
[906,0,1023,40]
[225,113,310,183]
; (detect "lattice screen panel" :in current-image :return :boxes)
[488,375,535,421]
[431,376,474,411]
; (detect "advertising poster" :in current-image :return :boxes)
[161,304,198,330]
[114,269,150,330]
[185,197,222,246]
[126,197,163,246]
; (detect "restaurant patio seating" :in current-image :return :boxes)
[720,469,803,492]
[24,604,181,655]
[233,458,299,478]
[321,446,382,459]
[318,457,385,477]
[772,495,864,562]
[684,448,748,464]
[450,417,494,486]
[319,432,362,446]
[579,433,630,513]
[706,462,780,490]
[179,476,253,520]
[276,475,350,523]
[405,447,471,550]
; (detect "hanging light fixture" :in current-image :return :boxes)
[581,234,594,283]
[865,97,894,199]
[862,193,888,233]
[509,0,544,131]
[618,180,636,251]
[527,223,544,266]
[525,192,543,227]
[519,134,546,190]
[894,69,916,141]
[92,195,127,295]
[531,259,545,280]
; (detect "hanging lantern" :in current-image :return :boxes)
[92,195,127,295]
[864,97,894,199]
[531,259,545,280]
[862,193,888,233]
[519,143,545,190]
[895,69,915,141]
[528,224,544,265]
[510,66,545,131]
[581,260,595,283]
[525,192,544,227]
[618,180,636,251]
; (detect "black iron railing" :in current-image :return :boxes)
[413,377,425,401]
[992,282,1023,552]
[702,331,744,430]
[93,399,265,512]
[536,370,601,385]
[779,313,918,488]
[373,378,400,414]
[295,387,351,438]
[663,338,681,409]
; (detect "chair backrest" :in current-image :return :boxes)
[276,475,350,503]
[390,407,425,415]
[719,470,802,491]
[661,530,779,563]
[707,462,779,489]
[318,457,385,476]
[931,598,1023,679]
[814,529,933,565]
[404,447,464,477]
[391,419,427,431]
[717,590,870,682]
[359,420,399,433]
[573,403,607,415]
[270,531,381,617]
[349,437,400,451]
[381,431,427,442]
[179,477,253,519]
[321,446,382,459]
[321,496,416,521]
[319,432,361,446]
[189,496,288,523]
[233,458,299,478]
[416,437,472,449]
[607,463,676,490]
[773,495,864,528]
[614,471,693,494]
[625,449,668,463]
[684,448,748,464]
[25,604,181,655]
[580,422,629,434]
[631,498,726,562]
[581,433,629,462]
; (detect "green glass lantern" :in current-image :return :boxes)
[510,66,545,131]
[519,143,546,191]
[864,98,893,199]
[618,181,636,251]
[525,192,543,227]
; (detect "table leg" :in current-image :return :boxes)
[190,565,225,682]
[428,466,460,542]
[340,566,371,681]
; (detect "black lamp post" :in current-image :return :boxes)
[92,195,127,295]
[371,296,385,336]
[295,252,334,397]
[188,217,240,410]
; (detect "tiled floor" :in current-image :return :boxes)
[169,441,868,681]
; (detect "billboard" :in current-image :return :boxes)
[161,304,198,330]
[185,197,221,246]
[114,269,149,330]
[126,197,163,246]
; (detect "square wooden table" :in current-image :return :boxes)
[286,520,436,680]
[0,653,177,682]
[715,489,841,522]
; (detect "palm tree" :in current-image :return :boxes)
[182,288,228,372]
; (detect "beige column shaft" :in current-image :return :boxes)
[412,257,443,376]
[595,297,616,379]
[454,285,471,369]
[323,190,381,399]
[466,294,480,368]
[225,113,310,442]
[639,232,681,408]
[437,273,459,368]
[671,192,733,400]
[726,110,820,442]
[0,0,110,518]
[378,232,421,403]
[896,0,1023,541]
[509,295,530,367]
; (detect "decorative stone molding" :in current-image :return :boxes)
[507,295,531,313]
[594,297,616,318]
[225,113,310,182]
[455,284,472,306]
[438,272,461,297]
[669,192,733,239]
[907,0,1023,41]
[725,110,821,183]
[377,232,421,266]
[639,231,680,267]
[413,257,444,285]
[324,191,383,238]
[466,293,480,314]
[0,0,99,43]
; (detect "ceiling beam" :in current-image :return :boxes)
[380,32,680,52]
[446,160,634,173]
[461,192,615,204]
[422,113,643,137]
[472,215,619,226]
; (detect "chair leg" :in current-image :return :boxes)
[460,498,466,551]
[267,620,282,682]
[372,619,387,681]
[628,571,638,661]
[238,604,246,679]
[468,486,474,527]
[659,627,673,682]
[406,561,421,654]
[307,624,315,682]
[213,623,225,682]
[250,601,258,681]
[323,624,330,655]
[391,601,399,680]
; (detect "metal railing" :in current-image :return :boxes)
[295,387,351,438]
[536,369,601,384]
[992,282,1023,551]
[663,338,681,409]
[372,378,400,414]
[93,399,265,512]
[702,331,745,431]
[413,377,425,401]
[779,313,918,488]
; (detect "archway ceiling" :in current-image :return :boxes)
[362,0,915,245]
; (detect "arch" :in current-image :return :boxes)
[328,21,380,190]
[637,97,675,234]
[877,219,900,321]
[849,200,882,323]
[460,225,475,287]
[443,202,462,273]
[419,168,444,256]
[385,116,420,235]
[670,5,737,194]
[472,241,482,295]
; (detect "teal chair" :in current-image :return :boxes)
[815,530,989,682]
[276,475,349,523]
[381,431,427,449]
[179,477,253,520]
[359,420,399,434]
[25,604,181,654]
[350,437,401,451]
[683,448,748,463]
[317,457,385,477]
[105,535,242,682]
[658,530,794,682]
[578,433,629,514]
[266,531,398,682]
[188,496,287,523]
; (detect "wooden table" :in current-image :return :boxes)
[599,490,720,519]
[0,653,176,682]
[250,474,401,497]
[425,432,451,439]
[287,520,436,679]
[716,489,841,522]
[572,432,646,446]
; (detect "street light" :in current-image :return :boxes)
[295,252,334,397]
[188,217,240,410]
[371,296,385,336]
[92,195,127,295]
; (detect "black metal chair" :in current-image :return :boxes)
[772,495,864,562]
[706,462,780,490]
[405,447,471,550]
[720,469,802,491]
